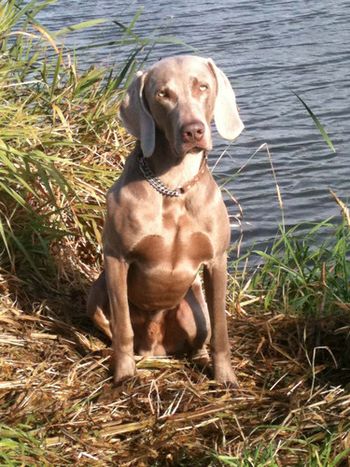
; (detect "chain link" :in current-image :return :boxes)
[138,153,208,198]
[138,156,182,197]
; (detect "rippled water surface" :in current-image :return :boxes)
[40,1,350,250]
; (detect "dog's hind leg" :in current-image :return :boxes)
[87,271,112,340]
[186,276,211,365]
[165,276,211,365]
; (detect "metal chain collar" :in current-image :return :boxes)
[138,152,208,198]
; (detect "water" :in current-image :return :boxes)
[39,1,350,251]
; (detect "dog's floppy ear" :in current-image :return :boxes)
[208,59,244,141]
[119,71,155,158]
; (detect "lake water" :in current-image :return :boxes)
[40,1,350,252]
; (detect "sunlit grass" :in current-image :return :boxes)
[0,0,135,288]
[249,217,349,316]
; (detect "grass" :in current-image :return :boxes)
[0,0,135,288]
[1,2,350,465]
[250,218,349,316]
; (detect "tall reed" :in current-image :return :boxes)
[0,0,139,288]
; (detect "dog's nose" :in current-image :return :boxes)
[181,121,205,143]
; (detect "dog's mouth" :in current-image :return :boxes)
[172,144,204,161]
[175,138,212,159]
[162,120,212,160]
[189,146,204,154]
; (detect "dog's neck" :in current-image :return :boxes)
[147,135,204,189]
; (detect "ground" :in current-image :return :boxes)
[1,282,349,466]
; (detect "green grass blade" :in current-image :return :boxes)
[292,90,336,153]
[55,18,109,36]
[0,217,12,262]
[331,447,350,467]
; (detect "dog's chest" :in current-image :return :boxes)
[129,207,214,269]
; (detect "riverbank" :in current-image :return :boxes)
[1,2,349,465]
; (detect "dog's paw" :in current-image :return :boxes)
[113,354,136,385]
[213,359,239,388]
[191,347,210,368]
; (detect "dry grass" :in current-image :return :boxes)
[1,277,350,465]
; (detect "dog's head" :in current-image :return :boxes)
[120,55,244,158]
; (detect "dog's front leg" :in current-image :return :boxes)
[203,253,238,386]
[104,253,136,384]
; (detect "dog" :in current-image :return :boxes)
[87,55,244,385]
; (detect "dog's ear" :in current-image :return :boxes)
[119,71,155,158]
[208,59,244,141]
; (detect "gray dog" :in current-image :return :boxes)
[87,55,244,385]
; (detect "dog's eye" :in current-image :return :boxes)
[157,90,167,98]
[199,84,208,92]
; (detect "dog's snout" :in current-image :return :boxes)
[181,121,205,143]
